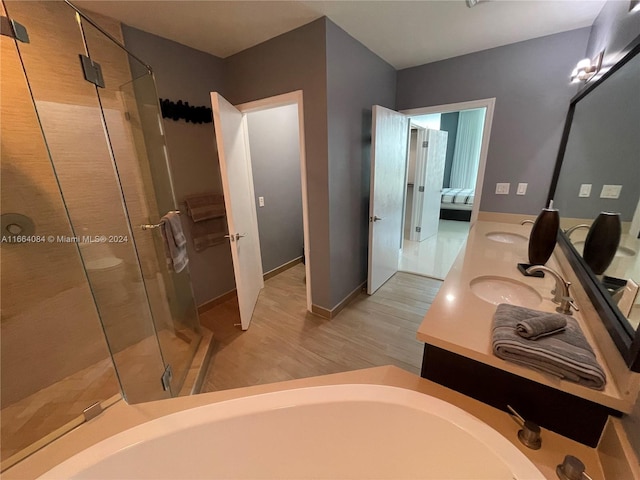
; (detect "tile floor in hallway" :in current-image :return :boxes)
[399,219,470,280]
[198,264,442,393]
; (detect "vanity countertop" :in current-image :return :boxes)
[416,220,635,413]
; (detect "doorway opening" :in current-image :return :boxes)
[241,95,309,293]
[400,102,492,279]
[209,91,311,330]
[368,99,495,293]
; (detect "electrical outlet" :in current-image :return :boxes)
[516,183,527,195]
[578,184,592,197]
[600,185,622,199]
[495,183,510,195]
[258,196,265,207]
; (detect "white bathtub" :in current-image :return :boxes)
[40,384,543,479]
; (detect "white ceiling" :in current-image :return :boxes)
[77,0,605,69]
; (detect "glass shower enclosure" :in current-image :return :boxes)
[1,0,201,466]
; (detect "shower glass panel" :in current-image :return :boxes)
[81,19,202,393]
[1,1,204,463]
[4,0,171,405]
[0,2,120,463]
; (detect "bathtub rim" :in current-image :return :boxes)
[38,383,543,479]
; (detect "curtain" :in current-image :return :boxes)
[449,108,485,189]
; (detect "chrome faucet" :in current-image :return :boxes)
[556,455,594,480]
[563,224,590,239]
[525,265,579,315]
[507,405,541,450]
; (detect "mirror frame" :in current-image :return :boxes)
[548,35,640,372]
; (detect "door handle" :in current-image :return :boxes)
[225,233,246,242]
[370,216,383,222]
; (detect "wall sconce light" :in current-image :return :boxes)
[570,51,604,83]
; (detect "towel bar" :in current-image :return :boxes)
[140,210,180,230]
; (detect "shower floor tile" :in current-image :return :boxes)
[1,328,197,464]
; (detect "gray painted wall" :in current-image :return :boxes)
[396,28,591,215]
[125,17,395,311]
[246,104,304,273]
[224,18,331,308]
[440,112,459,188]
[122,26,236,306]
[554,53,640,221]
[325,19,397,306]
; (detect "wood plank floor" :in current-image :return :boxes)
[199,264,442,393]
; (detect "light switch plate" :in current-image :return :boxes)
[579,184,592,198]
[495,183,510,195]
[600,184,622,199]
[258,196,265,207]
[516,183,527,195]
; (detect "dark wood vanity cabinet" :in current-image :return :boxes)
[421,344,622,447]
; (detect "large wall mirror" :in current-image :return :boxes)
[550,36,640,372]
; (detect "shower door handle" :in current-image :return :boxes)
[140,211,181,230]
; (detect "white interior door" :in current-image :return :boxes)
[367,105,410,294]
[211,93,264,330]
[413,129,448,241]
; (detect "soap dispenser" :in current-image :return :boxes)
[528,201,560,265]
[583,211,621,275]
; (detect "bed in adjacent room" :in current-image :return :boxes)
[440,187,474,221]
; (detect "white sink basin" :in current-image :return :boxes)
[470,276,542,307]
[485,232,528,244]
[572,241,636,257]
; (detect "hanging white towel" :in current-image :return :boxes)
[160,211,188,273]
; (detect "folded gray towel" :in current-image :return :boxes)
[516,312,567,340]
[161,211,189,273]
[184,193,225,222]
[492,304,606,390]
[192,217,227,252]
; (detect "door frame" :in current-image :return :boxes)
[235,91,312,312]
[401,97,496,225]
